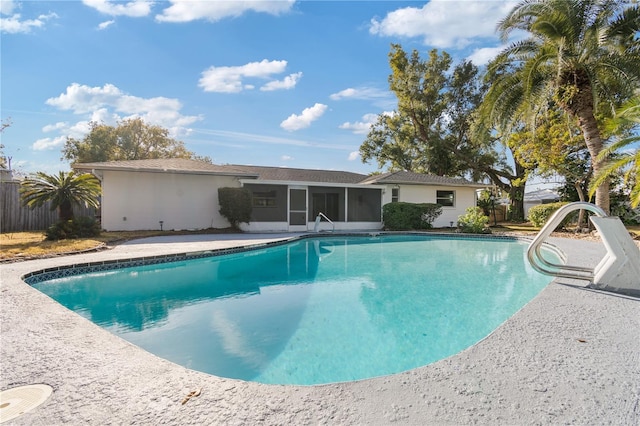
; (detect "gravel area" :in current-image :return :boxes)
[1,233,639,425]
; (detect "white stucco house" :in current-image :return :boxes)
[73,159,485,232]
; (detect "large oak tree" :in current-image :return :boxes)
[63,118,208,163]
[360,45,533,221]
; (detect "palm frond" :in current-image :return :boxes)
[606,4,640,45]
[20,171,101,217]
[498,0,554,41]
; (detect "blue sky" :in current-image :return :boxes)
[1,0,519,176]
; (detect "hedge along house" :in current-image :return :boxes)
[73,159,484,232]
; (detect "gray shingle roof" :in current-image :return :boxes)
[228,165,367,184]
[73,159,484,187]
[359,171,484,187]
[73,159,258,177]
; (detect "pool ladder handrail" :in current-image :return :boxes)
[527,201,640,296]
[527,202,605,280]
[314,212,335,233]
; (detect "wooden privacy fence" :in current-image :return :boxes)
[1,181,98,233]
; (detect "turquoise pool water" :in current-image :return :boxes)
[32,235,557,385]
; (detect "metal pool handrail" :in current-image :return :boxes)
[313,212,335,232]
[527,202,607,280]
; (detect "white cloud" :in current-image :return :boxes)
[45,84,200,129]
[42,122,68,133]
[369,1,516,48]
[281,155,293,161]
[33,114,112,151]
[46,83,124,114]
[156,0,296,23]
[67,120,93,138]
[339,112,384,135]
[32,135,66,151]
[260,72,302,92]
[199,59,301,93]
[467,46,505,65]
[348,151,360,161]
[0,0,17,15]
[280,103,327,131]
[0,12,58,34]
[35,83,202,151]
[97,20,115,30]
[87,107,120,126]
[82,0,152,17]
[329,87,388,101]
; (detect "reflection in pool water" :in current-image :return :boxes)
[33,235,557,385]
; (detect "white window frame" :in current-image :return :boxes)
[436,190,455,207]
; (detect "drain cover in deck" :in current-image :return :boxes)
[0,384,53,423]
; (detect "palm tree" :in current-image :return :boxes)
[590,96,640,208]
[20,171,101,221]
[482,0,640,213]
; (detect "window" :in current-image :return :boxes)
[436,190,455,207]
[391,187,399,203]
[253,191,277,207]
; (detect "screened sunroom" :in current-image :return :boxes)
[241,182,383,232]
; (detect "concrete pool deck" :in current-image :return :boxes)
[1,233,639,425]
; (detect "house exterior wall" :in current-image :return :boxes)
[100,170,240,231]
[381,184,478,228]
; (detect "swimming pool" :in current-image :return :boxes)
[30,234,558,385]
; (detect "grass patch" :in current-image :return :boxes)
[491,222,539,232]
[0,232,104,260]
[0,228,235,261]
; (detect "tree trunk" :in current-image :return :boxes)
[574,181,586,227]
[508,185,525,222]
[566,83,610,214]
[58,200,74,221]
[508,158,527,222]
[577,115,609,214]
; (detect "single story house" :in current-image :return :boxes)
[73,159,486,232]
[524,188,561,219]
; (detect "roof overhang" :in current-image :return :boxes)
[73,163,258,179]
[239,179,386,189]
[384,181,488,189]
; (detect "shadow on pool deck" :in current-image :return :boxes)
[1,233,639,425]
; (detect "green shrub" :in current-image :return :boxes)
[611,190,640,225]
[476,189,493,216]
[527,202,575,229]
[457,207,489,233]
[45,216,101,240]
[383,202,442,230]
[218,187,253,229]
